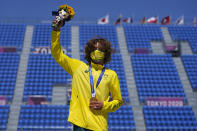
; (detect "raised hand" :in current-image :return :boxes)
[52,19,64,31]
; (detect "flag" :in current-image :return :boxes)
[141,17,146,24]
[122,17,133,23]
[161,16,170,25]
[147,16,158,24]
[193,17,196,27]
[97,14,109,24]
[114,15,122,25]
[175,16,184,25]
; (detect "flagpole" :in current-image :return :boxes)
[143,12,146,24]
[169,14,171,25]
[175,15,178,26]
[183,15,184,25]
[193,17,195,27]
[132,13,135,24]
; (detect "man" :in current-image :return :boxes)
[51,20,123,131]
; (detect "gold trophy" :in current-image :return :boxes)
[51,4,75,28]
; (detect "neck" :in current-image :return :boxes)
[91,61,104,65]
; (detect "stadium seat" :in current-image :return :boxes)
[23,54,71,101]
[181,55,197,90]
[143,106,197,130]
[18,105,71,131]
[108,105,136,131]
[131,54,186,102]
[168,26,197,53]
[0,53,20,101]
[123,25,163,53]
[0,24,26,48]
[0,105,10,131]
[32,24,71,52]
[1,23,197,131]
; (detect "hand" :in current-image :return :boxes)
[89,98,104,110]
[52,18,64,31]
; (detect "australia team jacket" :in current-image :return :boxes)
[51,30,123,131]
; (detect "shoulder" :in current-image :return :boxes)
[105,68,118,78]
[73,59,89,69]
[72,58,85,64]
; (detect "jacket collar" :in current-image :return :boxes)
[90,62,104,70]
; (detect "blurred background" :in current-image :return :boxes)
[0,0,197,131]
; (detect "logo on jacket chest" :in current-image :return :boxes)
[103,74,108,79]
[84,69,89,73]
[84,69,108,79]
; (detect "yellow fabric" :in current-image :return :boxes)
[51,30,123,131]
[90,50,105,61]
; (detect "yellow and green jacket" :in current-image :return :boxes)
[51,30,123,131]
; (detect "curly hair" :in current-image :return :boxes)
[84,37,112,65]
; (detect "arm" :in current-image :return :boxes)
[101,72,123,112]
[51,23,81,76]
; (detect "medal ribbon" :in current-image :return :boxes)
[89,64,105,97]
